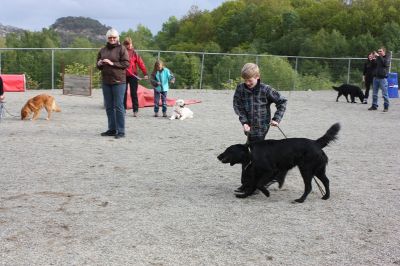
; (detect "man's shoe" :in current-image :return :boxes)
[383,108,388,112]
[115,133,125,139]
[154,113,159,117]
[162,112,168,117]
[363,99,368,104]
[101,130,116,136]
[368,106,377,111]
[133,112,138,117]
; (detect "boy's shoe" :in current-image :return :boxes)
[368,106,377,111]
[101,130,116,136]
[234,185,245,193]
[115,133,125,139]
[363,99,368,104]
[154,113,159,117]
[162,112,168,117]
[133,112,138,117]
[383,108,388,112]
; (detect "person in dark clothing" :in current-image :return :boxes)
[0,76,4,102]
[233,63,287,143]
[369,47,390,112]
[362,52,375,104]
[233,63,287,194]
[97,28,130,139]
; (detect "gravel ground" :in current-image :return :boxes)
[0,88,399,266]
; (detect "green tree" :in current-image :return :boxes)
[121,25,154,50]
[348,32,379,57]
[381,22,400,52]
[300,29,349,57]
[169,54,201,89]
[154,16,180,50]
[5,29,60,89]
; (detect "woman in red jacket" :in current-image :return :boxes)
[123,37,148,117]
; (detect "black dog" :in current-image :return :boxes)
[217,123,340,203]
[332,84,364,103]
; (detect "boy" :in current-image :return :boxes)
[233,63,287,193]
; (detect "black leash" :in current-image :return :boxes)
[275,124,287,139]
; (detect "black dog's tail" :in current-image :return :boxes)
[332,86,339,91]
[316,123,341,148]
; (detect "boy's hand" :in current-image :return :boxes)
[243,124,250,132]
[270,120,279,127]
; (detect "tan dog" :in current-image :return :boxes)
[21,94,61,120]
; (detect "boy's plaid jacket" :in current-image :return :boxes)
[233,81,287,138]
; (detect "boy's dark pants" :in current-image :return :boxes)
[241,131,267,187]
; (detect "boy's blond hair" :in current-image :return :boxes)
[241,63,260,79]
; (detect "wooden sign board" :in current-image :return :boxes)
[63,74,92,96]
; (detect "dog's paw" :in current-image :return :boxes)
[321,194,330,200]
[258,187,270,197]
[261,189,270,197]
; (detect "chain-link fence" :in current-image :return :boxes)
[1,48,399,91]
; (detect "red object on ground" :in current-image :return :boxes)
[1,74,26,92]
[126,84,201,109]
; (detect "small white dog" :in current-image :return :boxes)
[170,99,193,120]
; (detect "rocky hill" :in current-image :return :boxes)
[50,16,110,47]
[1,17,110,47]
[0,23,25,37]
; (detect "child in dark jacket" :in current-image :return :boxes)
[233,63,287,143]
[362,52,375,104]
[233,63,287,193]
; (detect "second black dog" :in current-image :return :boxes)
[332,84,364,103]
[217,123,340,203]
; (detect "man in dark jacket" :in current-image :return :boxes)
[369,47,390,112]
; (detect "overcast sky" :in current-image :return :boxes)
[1,0,227,34]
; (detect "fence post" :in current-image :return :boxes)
[347,58,351,84]
[293,57,298,91]
[0,52,2,74]
[199,53,205,89]
[51,49,55,90]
